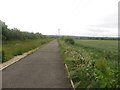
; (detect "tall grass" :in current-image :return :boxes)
[58,39,119,88]
[2,39,52,62]
[0,44,2,63]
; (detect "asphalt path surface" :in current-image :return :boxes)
[2,40,72,89]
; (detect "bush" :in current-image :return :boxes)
[2,50,5,62]
[65,38,75,45]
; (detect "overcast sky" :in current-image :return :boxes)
[0,0,119,37]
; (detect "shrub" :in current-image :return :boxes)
[65,38,75,45]
[2,50,5,62]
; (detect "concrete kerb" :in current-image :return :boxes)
[65,64,75,90]
[0,47,39,71]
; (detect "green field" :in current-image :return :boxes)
[2,39,51,62]
[76,40,118,52]
[58,38,119,88]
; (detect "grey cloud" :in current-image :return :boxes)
[90,13,117,29]
[88,28,109,33]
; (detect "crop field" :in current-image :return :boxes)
[76,40,118,52]
[58,38,119,88]
[2,39,51,62]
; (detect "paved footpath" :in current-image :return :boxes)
[2,40,72,88]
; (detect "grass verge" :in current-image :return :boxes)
[2,39,52,62]
[58,38,119,88]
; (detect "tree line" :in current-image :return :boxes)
[0,20,46,41]
[69,36,118,40]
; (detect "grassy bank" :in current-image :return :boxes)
[0,44,2,62]
[58,38,119,88]
[2,39,52,62]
